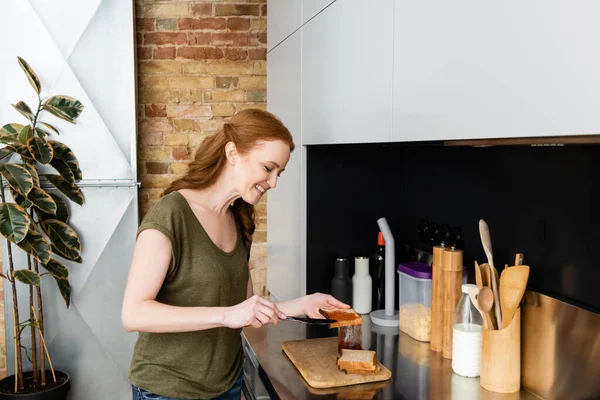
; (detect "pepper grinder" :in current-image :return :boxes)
[331,257,351,305]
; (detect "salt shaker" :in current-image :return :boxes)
[352,256,372,314]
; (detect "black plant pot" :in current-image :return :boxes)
[0,371,70,400]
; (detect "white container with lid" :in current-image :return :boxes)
[397,262,432,342]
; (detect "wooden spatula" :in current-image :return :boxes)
[500,265,530,329]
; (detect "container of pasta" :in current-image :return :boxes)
[398,262,432,342]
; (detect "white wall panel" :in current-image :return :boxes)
[0,1,136,180]
[0,1,137,399]
[267,0,302,52]
[302,0,335,23]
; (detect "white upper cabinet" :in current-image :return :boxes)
[267,31,303,301]
[302,0,394,145]
[267,0,302,52]
[393,0,600,142]
[302,0,335,24]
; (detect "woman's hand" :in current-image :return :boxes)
[224,295,287,329]
[302,293,350,319]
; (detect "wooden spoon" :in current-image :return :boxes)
[477,286,495,330]
[479,219,502,329]
[466,285,488,329]
[478,263,497,328]
[500,265,530,329]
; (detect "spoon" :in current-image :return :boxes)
[466,285,488,329]
[477,286,495,330]
[479,219,502,329]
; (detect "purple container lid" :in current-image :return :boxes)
[397,262,432,279]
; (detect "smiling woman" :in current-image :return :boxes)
[121,108,349,400]
[164,109,295,250]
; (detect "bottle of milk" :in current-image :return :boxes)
[451,284,483,377]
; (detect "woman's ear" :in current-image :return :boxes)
[224,141,238,165]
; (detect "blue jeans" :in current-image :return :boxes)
[132,369,244,400]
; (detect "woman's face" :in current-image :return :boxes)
[235,139,291,205]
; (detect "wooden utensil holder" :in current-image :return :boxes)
[480,307,521,393]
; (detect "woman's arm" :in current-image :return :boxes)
[121,229,284,333]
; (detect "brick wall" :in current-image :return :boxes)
[136,0,269,296]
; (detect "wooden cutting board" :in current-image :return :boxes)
[282,337,392,389]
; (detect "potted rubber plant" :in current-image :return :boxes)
[0,57,84,399]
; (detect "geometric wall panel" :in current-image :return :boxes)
[0,1,137,399]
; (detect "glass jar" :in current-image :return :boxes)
[451,283,483,377]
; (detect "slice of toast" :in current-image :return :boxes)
[319,307,363,328]
[337,349,377,371]
[342,365,382,375]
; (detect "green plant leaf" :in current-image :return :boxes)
[0,163,33,196]
[49,141,81,181]
[6,143,35,164]
[18,125,34,144]
[49,157,74,183]
[39,122,59,135]
[26,137,53,165]
[43,105,73,123]
[9,186,32,209]
[53,276,71,307]
[0,203,30,243]
[0,128,21,145]
[27,187,57,214]
[44,174,84,206]
[0,147,15,161]
[43,258,69,279]
[16,229,52,264]
[35,127,49,139]
[17,57,42,94]
[41,219,81,261]
[22,163,40,187]
[12,101,34,122]
[2,123,24,135]
[14,270,41,286]
[36,192,69,223]
[43,96,83,124]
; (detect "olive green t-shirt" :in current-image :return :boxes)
[128,192,249,399]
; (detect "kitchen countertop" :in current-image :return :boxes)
[242,316,541,400]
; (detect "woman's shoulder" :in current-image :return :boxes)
[142,192,187,222]
[154,191,185,208]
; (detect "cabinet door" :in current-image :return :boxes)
[267,0,302,52]
[302,0,394,145]
[393,0,600,141]
[267,31,303,301]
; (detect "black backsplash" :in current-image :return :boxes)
[306,142,600,314]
